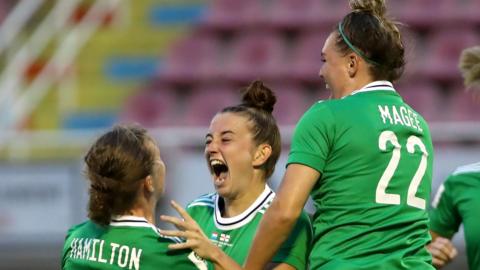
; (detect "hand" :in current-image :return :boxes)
[427,237,457,268]
[160,200,221,261]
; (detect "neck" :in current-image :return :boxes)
[124,198,156,225]
[336,73,375,99]
[223,174,266,218]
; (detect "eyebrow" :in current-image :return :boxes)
[205,130,235,139]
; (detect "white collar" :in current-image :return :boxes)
[110,215,153,228]
[214,185,274,230]
[349,80,395,96]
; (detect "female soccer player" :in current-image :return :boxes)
[239,0,435,269]
[161,80,312,269]
[61,125,206,270]
[428,46,480,270]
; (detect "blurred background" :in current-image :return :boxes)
[0,0,478,269]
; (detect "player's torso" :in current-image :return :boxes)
[310,90,433,269]
[188,196,265,267]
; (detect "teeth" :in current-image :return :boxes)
[210,159,224,166]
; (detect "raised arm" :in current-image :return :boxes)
[244,164,319,269]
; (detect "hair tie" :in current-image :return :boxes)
[338,22,380,66]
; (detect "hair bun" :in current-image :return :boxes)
[349,0,386,18]
[459,46,480,89]
[241,80,276,113]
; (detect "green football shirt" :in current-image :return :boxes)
[62,216,206,270]
[288,81,434,269]
[430,162,480,270]
[187,185,312,270]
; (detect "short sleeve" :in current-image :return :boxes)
[271,212,313,269]
[429,178,461,238]
[288,103,335,174]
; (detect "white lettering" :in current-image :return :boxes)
[413,113,423,132]
[70,238,78,258]
[391,106,404,125]
[399,106,412,127]
[118,246,129,267]
[76,238,84,259]
[89,239,100,261]
[378,105,393,124]
[83,239,92,259]
[98,240,108,263]
[129,248,142,270]
[110,243,120,265]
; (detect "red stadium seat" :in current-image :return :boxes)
[267,0,323,29]
[182,84,238,126]
[224,32,287,82]
[418,29,480,82]
[159,33,221,83]
[289,31,329,81]
[120,85,179,127]
[389,0,449,28]
[397,81,444,122]
[202,0,263,30]
[270,83,312,125]
[447,85,480,121]
[159,34,222,82]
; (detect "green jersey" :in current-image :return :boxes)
[62,216,206,270]
[187,185,312,270]
[288,81,434,269]
[430,162,480,270]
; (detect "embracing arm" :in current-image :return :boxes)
[427,231,457,269]
[244,164,319,270]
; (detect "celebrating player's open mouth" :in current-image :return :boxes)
[209,158,229,187]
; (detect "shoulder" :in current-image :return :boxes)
[452,162,480,176]
[187,193,216,209]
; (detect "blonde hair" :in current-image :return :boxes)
[459,46,480,90]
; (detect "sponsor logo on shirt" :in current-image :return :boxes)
[210,232,232,247]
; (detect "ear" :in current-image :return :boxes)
[252,144,272,167]
[347,53,359,77]
[144,175,155,193]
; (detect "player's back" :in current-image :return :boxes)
[61,217,203,270]
[305,85,434,269]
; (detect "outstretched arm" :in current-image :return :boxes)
[244,164,319,270]
[160,201,242,270]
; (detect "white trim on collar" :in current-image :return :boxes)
[349,80,395,96]
[110,215,153,228]
[214,185,275,230]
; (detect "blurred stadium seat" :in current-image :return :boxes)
[120,83,178,127]
[159,33,221,83]
[398,81,444,122]
[270,83,311,125]
[225,31,287,82]
[289,31,329,81]
[182,84,238,126]
[419,28,480,81]
[447,85,480,121]
[202,0,263,30]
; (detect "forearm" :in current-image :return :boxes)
[244,198,301,270]
[210,247,242,270]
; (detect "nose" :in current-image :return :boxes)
[205,139,219,156]
[318,65,324,79]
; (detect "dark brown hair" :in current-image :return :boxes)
[221,80,281,179]
[336,0,405,81]
[84,125,156,226]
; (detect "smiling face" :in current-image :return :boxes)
[205,112,259,200]
[319,32,351,99]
